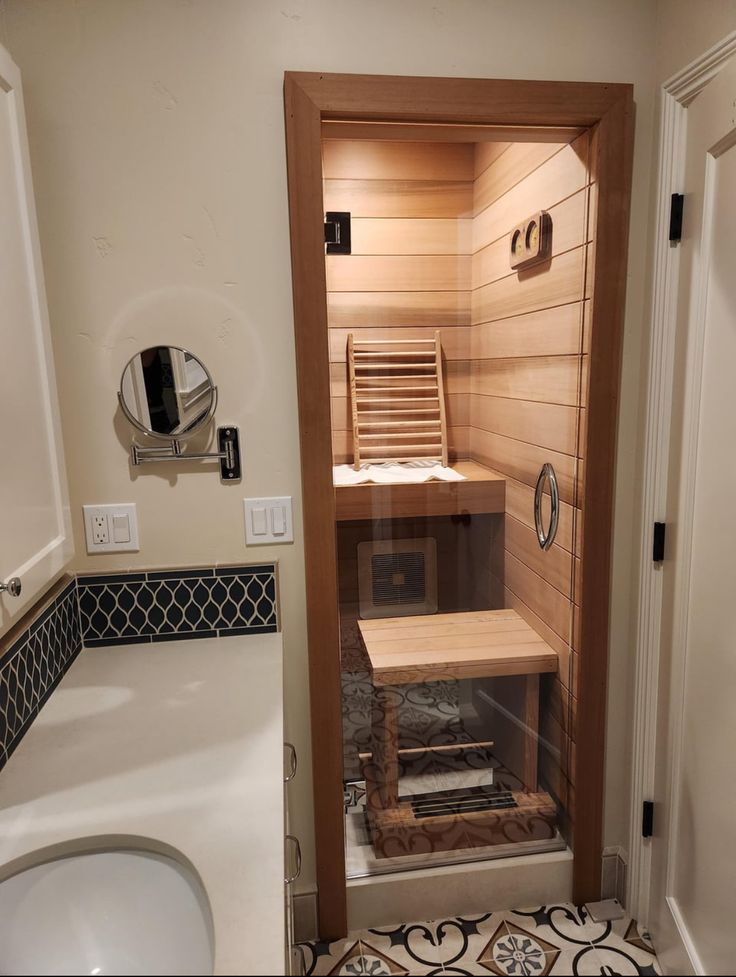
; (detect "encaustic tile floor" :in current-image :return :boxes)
[301,903,661,976]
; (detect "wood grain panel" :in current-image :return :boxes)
[470,395,578,456]
[473,134,590,251]
[505,514,573,597]
[327,291,471,328]
[503,587,571,685]
[474,141,511,176]
[470,428,576,504]
[472,188,589,288]
[473,142,565,215]
[330,358,471,398]
[472,248,585,324]
[322,120,584,144]
[350,217,472,255]
[332,426,469,464]
[324,178,473,218]
[505,552,572,647]
[471,355,586,407]
[329,327,470,362]
[326,254,471,292]
[322,139,474,180]
[504,476,581,555]
[471,302,585,360]
[331,392,468,431]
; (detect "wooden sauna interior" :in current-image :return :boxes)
[324,125,591,874]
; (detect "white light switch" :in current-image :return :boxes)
[244,497,294,545]
[83,504,139,553]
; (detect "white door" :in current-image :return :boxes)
[0,43,73,633]
[648,53,736,976]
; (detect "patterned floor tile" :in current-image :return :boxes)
[547,944,617,975]
[431,913,511,970]
[504,904,611,949]
[587,943,661,975]
[352,920,445,973]
[302,937,364,975]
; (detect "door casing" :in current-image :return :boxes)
[283,71,634,938]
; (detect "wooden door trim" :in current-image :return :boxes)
[283,71,634,938]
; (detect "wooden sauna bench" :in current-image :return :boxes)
[334,460,505,522]
[357,609,559,857]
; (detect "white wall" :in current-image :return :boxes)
[0,0,659,900]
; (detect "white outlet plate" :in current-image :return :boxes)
[244,497,294,545]
[83,504,139,554]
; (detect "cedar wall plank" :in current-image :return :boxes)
[329,326,470,362]
[327,291,471,328]
[322,139,475,180]
[326,254,471,291]
[324,178,474,218]
[473,141,512,177]
[468,130,593,823]
[351,217,472,255]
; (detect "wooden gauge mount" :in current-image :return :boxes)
[510,210,552,270]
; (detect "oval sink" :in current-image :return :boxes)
[0,848,214,976]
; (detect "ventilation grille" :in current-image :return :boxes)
[358,538,437,619]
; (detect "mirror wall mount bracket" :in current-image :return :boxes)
[130,426,242,481]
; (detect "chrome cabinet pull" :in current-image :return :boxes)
[534,463,559,551]
[284,742,297,783]
[0,577,21,597]
[285,834,302,884]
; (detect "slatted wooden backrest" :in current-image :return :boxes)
[347,330,449,469]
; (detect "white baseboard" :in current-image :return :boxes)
[293,888,319,943]
[601,846,628,906]
[346,849,573,932]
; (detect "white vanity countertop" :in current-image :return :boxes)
[0,634,285,976]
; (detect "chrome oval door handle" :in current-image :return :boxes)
[285,834,302,884]
[0,577,21,597]
[534,463,559,551]
[284,742,298,783]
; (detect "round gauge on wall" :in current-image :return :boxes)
[509,211,552,270]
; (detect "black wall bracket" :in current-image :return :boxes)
[669,193,684,243]
[642,800,654,838]
[325,211,351,254]
[653,522,666,563]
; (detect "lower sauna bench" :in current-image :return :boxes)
[357,609,560,858]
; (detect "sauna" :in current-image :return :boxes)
[325,129,588,877]
[285,71,632,936]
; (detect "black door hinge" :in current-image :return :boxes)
[653,522,666,562]
[324,211,351,254]
[669,193,684,243]
[642,800,654,838]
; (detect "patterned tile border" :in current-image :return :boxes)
[0,576,82,772]
[300,904,662,975]
[76,564,278,645]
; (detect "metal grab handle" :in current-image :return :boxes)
[285,834,302,884]
[534,463,559,551]
[284,742,298,783]
[0,577,21,598]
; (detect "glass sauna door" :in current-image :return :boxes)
[324,130,589,878]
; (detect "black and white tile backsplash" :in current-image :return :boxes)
[77,565,278,645]
[0,563,278,770]
[0,578,82,770]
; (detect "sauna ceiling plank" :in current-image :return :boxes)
[321,121,584,145]
[474,141,512,177]
[321,139,474,180]
[323,178,474,218]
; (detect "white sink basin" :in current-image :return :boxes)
[0,848,214,976]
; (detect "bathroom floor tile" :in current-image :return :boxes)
[352,920,445,973]
[503,903,610,950]
[430,913,512,970]
[302,937,364,975]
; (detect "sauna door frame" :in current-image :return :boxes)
[283,71,634,938]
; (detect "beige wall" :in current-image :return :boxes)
[0,0,659,898]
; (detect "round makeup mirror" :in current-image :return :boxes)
[119,346,217,440]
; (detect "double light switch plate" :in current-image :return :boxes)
[244,497,294,545]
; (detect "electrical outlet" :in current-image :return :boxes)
[83,504,139,554]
